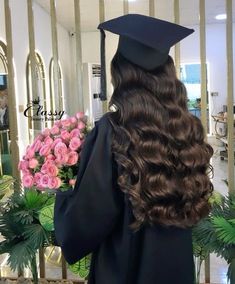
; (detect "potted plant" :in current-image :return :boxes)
[193,191,235,284]
[0,187,55,284]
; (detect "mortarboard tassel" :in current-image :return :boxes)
[100,29,107,101]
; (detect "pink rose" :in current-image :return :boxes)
[25,146,35,159]
[39,144,51,156]
[45,154,56,161]
[55,153,69,166]
[48,177,62,189]
[39,174,50,188]
[42,128,50,136]
[76,112,84,120]
[34,172,43,185]
[52,138,62,149]
[50,126,60,135]
[54,120,61,128]
[70,117,77,124]
[22,169,31,175]
[69,179,76,186]
[28,158,39,169]
[35,134,44,141]
[54,142,68,157]
[77,121,85,130]
[61,119,71,128]
[22,174,34,188]
[70,128,80,138]
[61,130,70,142]
[41,160,54,174]
[44,136,54,146]
[67,151,79,166]
[31,140,42,152]
[47,164,59,177]
[18,160,29,171]
[69,137,82,151]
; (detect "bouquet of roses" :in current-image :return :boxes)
[18,112,88,192]
[16,112,91,279]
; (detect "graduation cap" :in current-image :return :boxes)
[97,14,194,100]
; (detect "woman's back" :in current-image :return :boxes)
[87,115,195,284]
[54,14,213,284]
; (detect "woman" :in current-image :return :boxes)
[54,14,213,284]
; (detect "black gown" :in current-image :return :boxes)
[54,114,194,284]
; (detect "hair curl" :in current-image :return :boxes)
[108,52,214,231]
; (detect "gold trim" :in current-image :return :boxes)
[27,0,41,135]
[99,0,108,112]
[123,0,129,15]
[74,0,84,111]
[149,0,155,17]
[174,0,180,77]
[27,0,37,102]
[50,0,61,116]
[199,2,210,280]
[199,0,207,133]
[99,0,105,24]
[4,0,20,181]
[226,0,234,192]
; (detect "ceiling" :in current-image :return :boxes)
[35,0,235,32]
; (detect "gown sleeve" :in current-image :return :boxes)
[54,114,123,264]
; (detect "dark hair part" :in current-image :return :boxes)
[108,52,214,231]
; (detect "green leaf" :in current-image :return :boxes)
[23,224,49,249]
[24,189,42,209]
[67,168,74,179]
[39,202,55,231]
[7,241,36,272]
[24,189,55,211]
[13,210,34,225]
[0,240,15,254]
[212,216,235,245]
[68,254,91,279]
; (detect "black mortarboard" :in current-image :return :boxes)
[97,14,194,100]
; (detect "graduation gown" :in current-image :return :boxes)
[54,114,194,284]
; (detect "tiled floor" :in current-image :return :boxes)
[0,136,231,283]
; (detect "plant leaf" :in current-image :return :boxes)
[68,254,91,278]
[7,241,35,272]
[212,216,235,245]
[38,202,55,231]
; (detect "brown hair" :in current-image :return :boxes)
[108,52,213,231]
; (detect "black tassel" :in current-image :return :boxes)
[100,29,107,101]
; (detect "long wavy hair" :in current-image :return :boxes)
[108,52,214,231]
